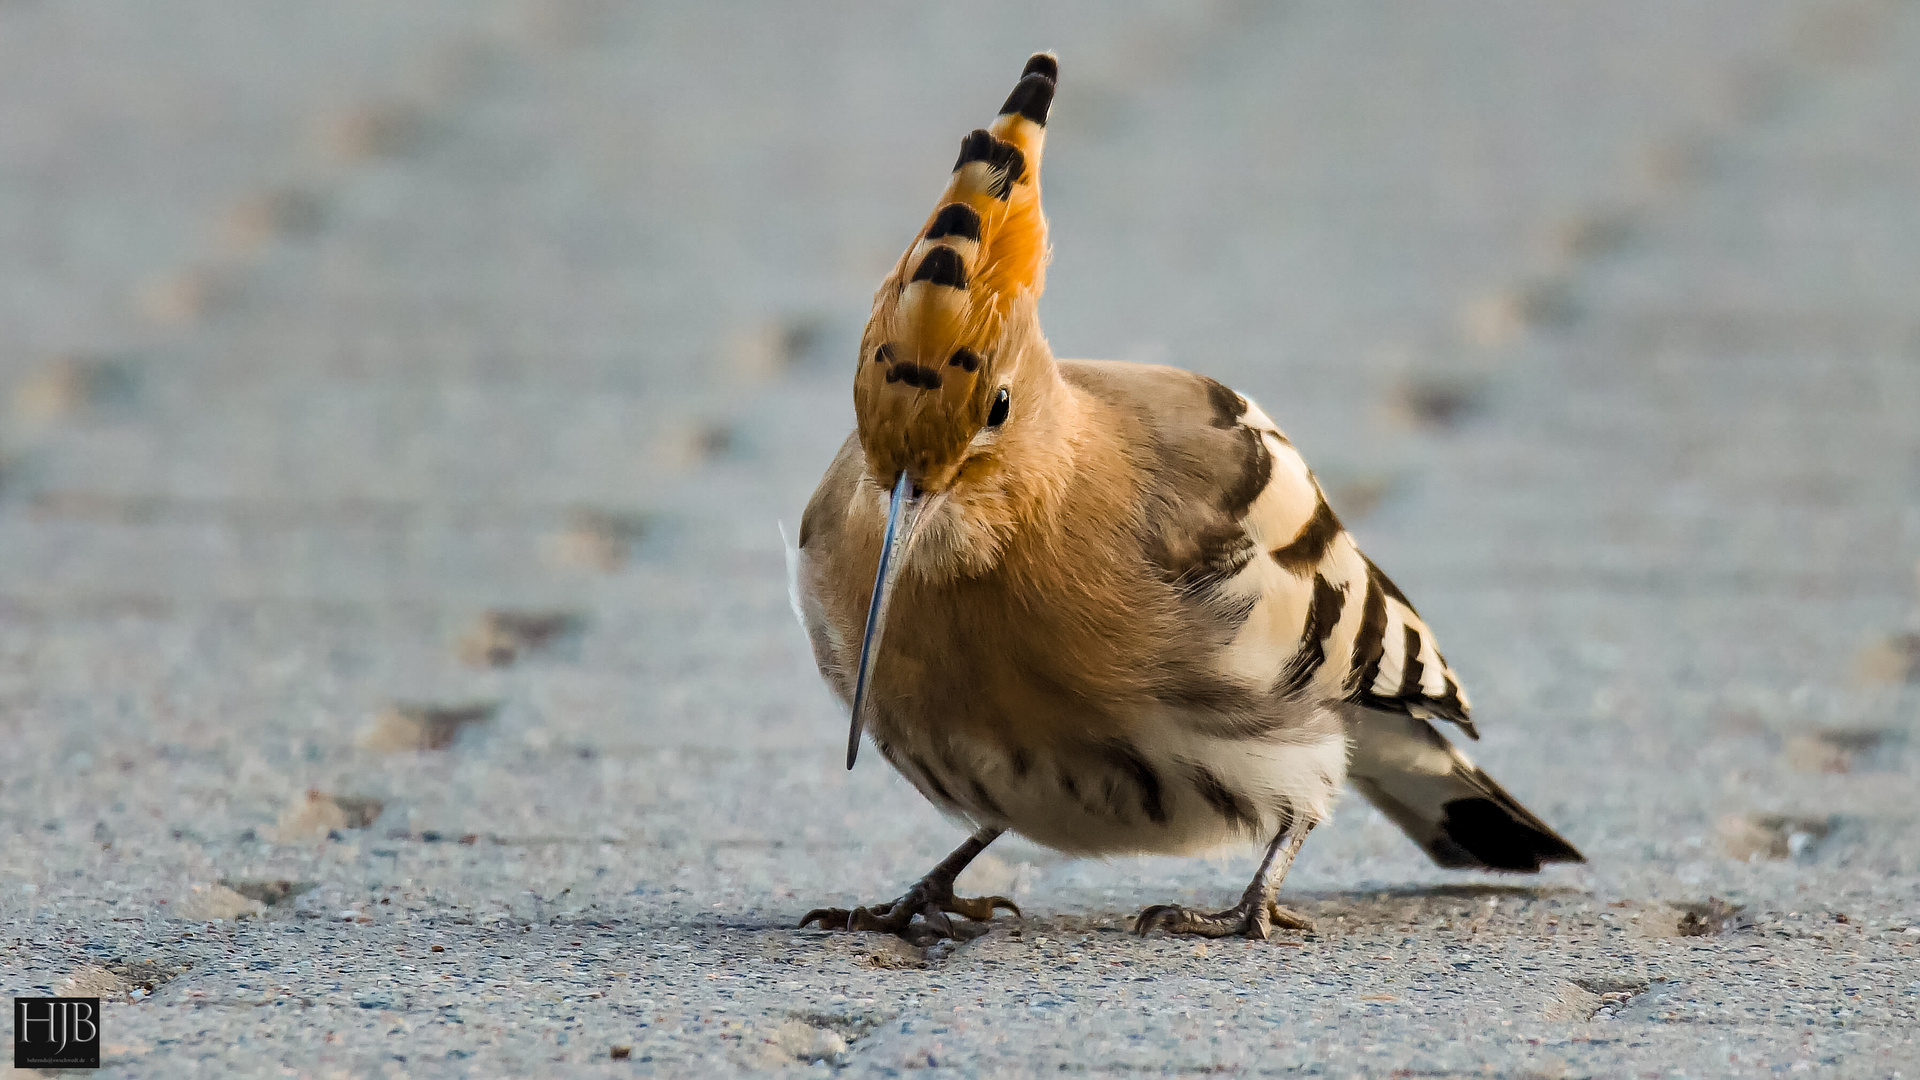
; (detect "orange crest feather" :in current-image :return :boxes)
[855,53,1058,490]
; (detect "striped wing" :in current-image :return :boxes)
[1200,391,1477,736]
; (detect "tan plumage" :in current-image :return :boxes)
[794,54,1581,942]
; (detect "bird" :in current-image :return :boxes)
[788,53,1582,943]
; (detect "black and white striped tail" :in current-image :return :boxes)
[1345,709,1583,872]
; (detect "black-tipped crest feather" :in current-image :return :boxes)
[999,73,1055,125]
[1021,53,1059,82]
[925,203,982,242]
[952,129,1025,199]
[911,246,970,289]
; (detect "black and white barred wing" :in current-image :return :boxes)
[1207,393,1477,735]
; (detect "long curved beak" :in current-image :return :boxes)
[846,471,925,770]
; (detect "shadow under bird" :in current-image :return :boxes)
[788,53,1582,943]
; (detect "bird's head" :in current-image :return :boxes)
[854,53,1058,502]
[841,53,1069,767]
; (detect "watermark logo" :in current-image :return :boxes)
[14,997,100,1069]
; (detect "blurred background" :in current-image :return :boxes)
[2,0,1917,1071]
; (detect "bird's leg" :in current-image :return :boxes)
[1134,820,1316,940]
[799,827,1021,945]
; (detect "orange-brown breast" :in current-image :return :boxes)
[799,361,1268,757]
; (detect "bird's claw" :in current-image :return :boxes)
[945,893,1020,922]
[799,883,1019,944]
[1132,898,1312,940]
[1265,899,1314,931]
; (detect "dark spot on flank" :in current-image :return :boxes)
[968,778,1007,819]
[952,129,1024,198]
[1270,497,1341,572]
[1022,54,1059,82]
[1101,740,1167,825]
[1189,765,1257,832]
[911,246,969,289]
[1010,747,1033,777]
[1278,574,1345,697]
[1201,377,1247,429]
[948,348,981,372]
[888,363,944,389]
[1057,769,1079,799]
[871,343,894,365]
[925,203,982,242]
[999,73,1054,125]
[1150,675,1262,721]
[911,755,957,806]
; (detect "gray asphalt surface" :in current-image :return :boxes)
[2,1,1917,1076]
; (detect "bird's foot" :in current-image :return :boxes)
[799,879,1020,946]
[1132,898,1314,940]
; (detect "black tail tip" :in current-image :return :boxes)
[1000,72,1055,126]
[1022,53,1059,82]
[1436,796,1585,872]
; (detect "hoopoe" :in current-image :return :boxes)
[790,54,1581,943]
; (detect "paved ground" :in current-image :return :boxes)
[3,1,1918,1076]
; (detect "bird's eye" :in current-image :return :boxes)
[987,387,1011,428]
